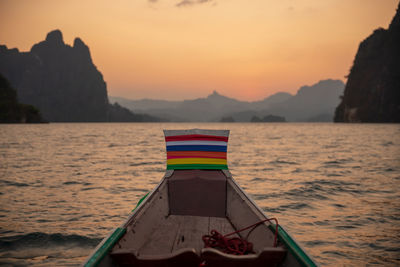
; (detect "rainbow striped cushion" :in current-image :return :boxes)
[164,129,229,170]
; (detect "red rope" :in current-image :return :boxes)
[202,218,279,255]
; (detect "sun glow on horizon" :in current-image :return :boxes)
[0,0,398,101]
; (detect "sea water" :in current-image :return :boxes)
[0,123,399,266]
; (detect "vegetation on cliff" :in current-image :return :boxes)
[0,74,44,123]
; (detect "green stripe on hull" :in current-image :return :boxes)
[132,192,149,212]
[85,193,149,267]
[269,224,317,267]
[167,164,228,170]
[84,227,126,267]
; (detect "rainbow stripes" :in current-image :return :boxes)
[164,129,229,170]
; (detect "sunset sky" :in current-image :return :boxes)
[0,0,398,101]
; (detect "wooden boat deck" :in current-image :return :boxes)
[84,130,317,267]
[104,170,306,267]
[111,170,278,257]
[137,215,236,256]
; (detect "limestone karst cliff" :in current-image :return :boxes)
[0,30,159,122]
[334,4,400,122]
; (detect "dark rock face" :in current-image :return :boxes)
[0,30,109,122]
[334,4,400,122]
[0,74,44,123]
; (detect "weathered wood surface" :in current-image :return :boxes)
[138,215,182,255]
[94,168,311,267]
[209,216,236,237]
[226,179,275,251]
[114,178,276,256]
[112,181,169,253]
[119,213,237,256]
[172,215,209,252]
[110,173,300,266]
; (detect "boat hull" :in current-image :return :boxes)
[83,170,317,267]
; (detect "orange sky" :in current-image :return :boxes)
[0,0,398,101]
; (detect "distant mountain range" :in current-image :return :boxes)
[0,29,346,123]
[110,79,345,122]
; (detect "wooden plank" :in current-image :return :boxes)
[138,215,182,255]
[112,181,170,253]
[172,215,210,253]
[226,179,275,251]
[138,216,236,255]
[208,216,236,236]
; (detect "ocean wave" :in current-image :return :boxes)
[250,177,266,182]
[285,187,329,200]
[381,141,394,147]
[0,180,29,187]
[62,181,92,185]
[304,240,335,247]
[129,161,163,167]
[81,187,102,191]
[322,158,354,168]
[301,179,359,187]
[268,160,299,165]
[264,202,313,213]
[0,232,101,250]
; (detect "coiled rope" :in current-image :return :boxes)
[202,218,279,255]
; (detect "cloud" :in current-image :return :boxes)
[176,0,214,8]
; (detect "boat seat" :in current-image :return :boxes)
[200,247,287,267]
[110,248,200,267]
[168,170,227,217]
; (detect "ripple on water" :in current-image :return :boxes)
[63,181,92,186]
[269,160,299,165]
[129,161,164,167]
[0,180,30,187]
[270,202,313,212]
[285,186,330,201]
[250,177,266,182]
[304,240,335,247]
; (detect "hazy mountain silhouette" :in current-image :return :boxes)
[262,79,345,121]
[112,91,250,121]
[111,90,293,121]
[250,92,293,110]
[0,30,161,122]
[334,3,400,122]
[111,79,344,122]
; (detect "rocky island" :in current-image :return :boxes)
[0,30,160,122]
[334,3,400,123]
